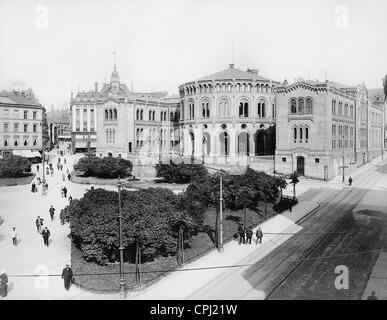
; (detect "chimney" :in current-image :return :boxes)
[94,82,98,93]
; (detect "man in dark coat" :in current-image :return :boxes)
[238,225,246,245]
[348,176,353,186]
[49,205,55,221]
[0,270,8,297]
[31,182,36,193]
[256,227,263,244]
[61,265,73,291]
[63,186,67,198]
[67,173,71,181]
[246,227,253,244]
[42,227,51,247]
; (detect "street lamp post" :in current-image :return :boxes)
[218,175,224,253]
[117,177,126,298]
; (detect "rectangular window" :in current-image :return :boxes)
[315,158,320,163]
[76,108,80,132]
[33,124,37,133]
[90,108,95,131]
[3,109,9,118]
[4,123,8,132]
[24,111,28,119]
[13,109,19,119]
[14,123,19,132]
[24,124,28,132]
[33,111,37,120]
[282,157,286,162]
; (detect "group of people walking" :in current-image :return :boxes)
[237,225,263,245]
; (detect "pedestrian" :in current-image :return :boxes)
[61,187,64,197]
[367,291,378,300]
[60,164,63,171]
[63,186,68,198]
[348,176,353,186]
[41,227,51,247]
[57,164,60,170]
[49,205,55,221]
[256,227,263,244]
[238,225,246,245]
[61,264,74,291]
[0,270,8,297]
[64,158,67,165]
[246,227,253,244]
[67,173,71,181]
[68,195,73,203]
[31,182,36,193]
[46,167,49,175]
[37,164,39,172]
[10,227,17,246]
[37,177,41,185]
[62,172,65,181]
[35,216,44,233]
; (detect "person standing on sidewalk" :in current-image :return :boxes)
[10,227,17,246]
[256,227,263,244]
[36,216,44,233]
[41,227,51,247]
[238,225,246,245]
[0,270,8,297]
[246,227,253,244]
[61,264,74,291]
[63,186,68,198]
[348,176,353,186]
[49,206,56,221]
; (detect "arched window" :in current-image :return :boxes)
[202,100,210,118]
[149,110,152,120]
[4,139,8,146]
[105,110,109,119]
[140,110,144,120]
[299,127,303,140]
[113,109,117,119]
[298,98,304,114]
[293,127,297,140]
[153,111,156,121]
[306,98,313,114]
[106,129,109,142]
[239,100,249,117]
[290,99,297,113]
[258,99,266,118]
[219,98,230,118]
[305,127,309,141]
[109,109,113,119]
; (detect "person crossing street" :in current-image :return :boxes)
[35,216,44,233]
[41,227,51,247]
[61,264,74,291]
[49,205,56,221]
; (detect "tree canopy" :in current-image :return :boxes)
[0,155,32,177]
[74,154,132,179]
[155,163,208,184]
[60,187,196,265]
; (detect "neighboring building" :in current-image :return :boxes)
[47,106,71,148]
[178,64,279,171]
[70,65,180,161]
[0,88,44,158]
[275,80,384,180]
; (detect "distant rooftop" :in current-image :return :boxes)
[0,89,41,107]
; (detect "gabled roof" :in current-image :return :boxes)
[0,91,41,107]
[193,64,271,82]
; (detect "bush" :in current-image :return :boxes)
[60,188,195,265]
[155,163,208,184]
[74,155,132,179]
[0,155,32,177]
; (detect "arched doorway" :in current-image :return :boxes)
[238,132,250,155]
[296,156,305,176]
[202,132,211,156]
[219,132,229,156]
[189,132,195,156]
[255,131,267,155]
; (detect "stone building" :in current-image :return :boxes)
[0,89,44,159]
[47,106,71,148]
[178,64,279,171]
[274,80,384,180]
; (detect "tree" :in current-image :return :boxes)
[60,187,195,265]
[73,155,132,179]
[155,163,208,184]
[0,155,32,177]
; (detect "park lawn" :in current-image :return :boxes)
[0,173,35,187]
[71,202,275,292]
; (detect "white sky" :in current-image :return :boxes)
[0,0,386,109]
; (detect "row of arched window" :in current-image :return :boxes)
[290,98,313,114]
[105,128,115,143]
[293,126,309,143]
[332,100,354,118]
[185,82,274,95]
[3,137,38,147]
[186,98,270,119]
[104,108,117,120]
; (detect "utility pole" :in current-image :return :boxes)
[218,175,224,253]
[117,177,126,298]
